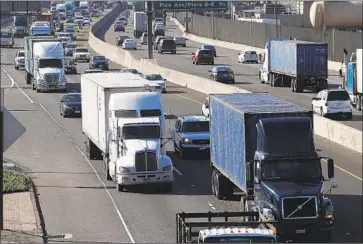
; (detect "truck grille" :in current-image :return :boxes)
[135,151,157,172]
[44,73,60,83]
[282,196,318,219]
[192,139,210,145]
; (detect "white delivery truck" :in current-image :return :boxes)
[133,11,147,38]
[24,36,67,92]
[81,73,173,192]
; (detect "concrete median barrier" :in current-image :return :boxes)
[171,17,343,72]
[89,9,362,154]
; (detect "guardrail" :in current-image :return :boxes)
[88,9,362,154]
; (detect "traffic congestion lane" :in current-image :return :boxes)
[2,39,240,243]
[1,51,132,243]
[106,15,363,131]
[5,30,361,242]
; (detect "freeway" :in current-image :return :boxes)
[1,23,361,244]
[106,13,363,131]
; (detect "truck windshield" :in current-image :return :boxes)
[123,125,160,139]
[38,59,63,68]
[1,32,12,38]
[204,236,276,243]
[261,159,322,183]
[182,121,209,132]
[15,17,27,26]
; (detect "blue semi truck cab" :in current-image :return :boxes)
[339,48,362,111]
[209,93,336,242]
[259,38,328,93]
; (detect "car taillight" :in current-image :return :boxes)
[325,101,328,106]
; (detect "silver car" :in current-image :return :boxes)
[14,50,25,70]
[1,31,14,48]
[173,36,186,47]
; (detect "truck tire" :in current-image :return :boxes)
[105,161,112,181]
[317,79,328,91]
[117,184,123,192]
[87,138,102,160]
[212,170,231,200]
[179,143,187,159]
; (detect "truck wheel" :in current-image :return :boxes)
[291,79,296,92]
[213,171,223,200]
[87,139,102,160]
[295,79,304,93]
[179,143,187,159]
[105,162,112,181]
[117,184,123,192]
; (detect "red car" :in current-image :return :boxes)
[192,49,214,65]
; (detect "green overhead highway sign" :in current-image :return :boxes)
[153,1,228,10]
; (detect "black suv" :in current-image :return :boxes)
[157,39,176,54]
[116,35,129,46]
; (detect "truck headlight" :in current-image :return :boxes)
[325,203,334,219]
[182,138,191,144]
[262,208,275,221]
[119,166,131,174]
[162,165,172,172]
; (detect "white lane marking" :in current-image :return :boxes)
[174,167,183,176]
[1,66,15,89]
[38,103,135,243]
[175,94,203,105]
[208,201,216,211]
[1,66,35,104]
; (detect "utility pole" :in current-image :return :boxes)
[0,79,3,231]
[146,1,153,59]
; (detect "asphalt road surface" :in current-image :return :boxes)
[1,18,362,243]
[106,12,363,131]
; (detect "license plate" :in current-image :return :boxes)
[144,178,151,181]
[199,147,207,151]
[75,110,80,114]
[296,229,306,234]
[99,65,103,67]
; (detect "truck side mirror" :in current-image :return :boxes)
[343,48,348,55]
[339,69,343,77]
[327,158,334,179]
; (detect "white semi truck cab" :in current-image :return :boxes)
[108,117,173,192]
[25,37,67,92]
[81,73,173,192]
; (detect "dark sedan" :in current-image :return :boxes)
[114,23,125,32]
[209,66,235,84]
[60,93,82,118]
[116,35,129,46]
[89,55,109,70]
[201,44,217,57]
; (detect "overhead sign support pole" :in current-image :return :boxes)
[147,1,153,59]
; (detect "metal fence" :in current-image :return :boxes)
[175,13,362,63]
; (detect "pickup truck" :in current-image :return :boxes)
[176,211,277,243]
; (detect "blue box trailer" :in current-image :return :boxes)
[346,62,357,94]
[209,93,313,193]
[266,40,328,93]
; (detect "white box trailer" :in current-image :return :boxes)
[81,72,164,157]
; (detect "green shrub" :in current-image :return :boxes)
[3,169,30,193]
